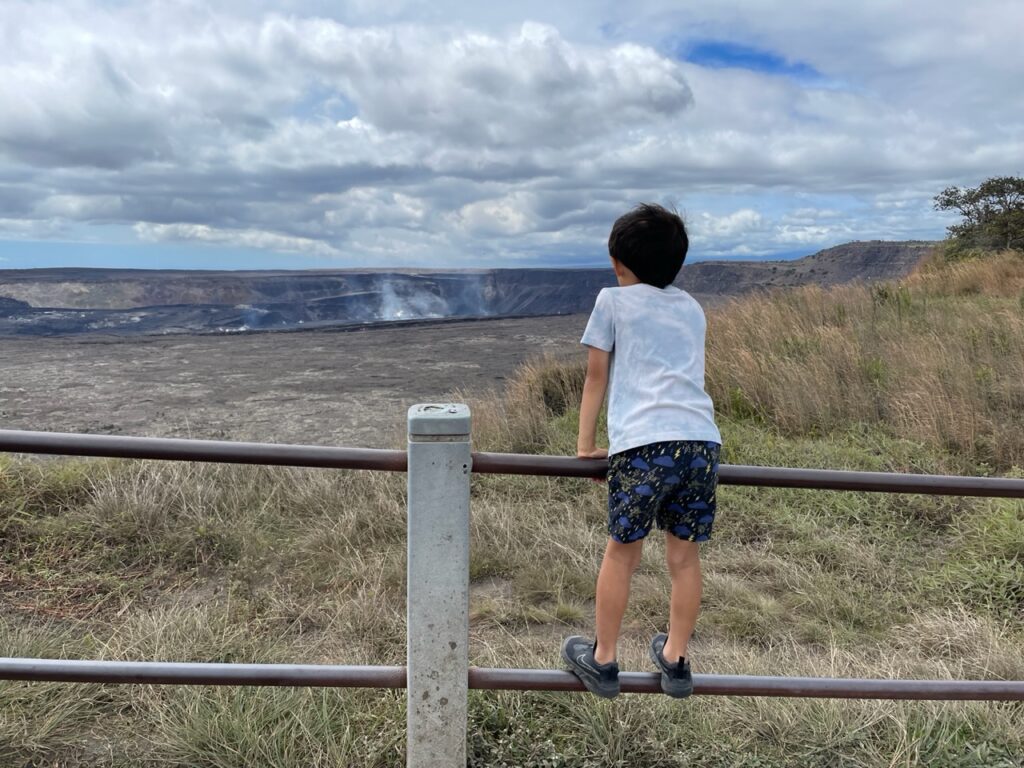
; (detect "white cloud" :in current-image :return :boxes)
[0,217,69,239]
[0,0,1022,266]
[454,197,532,237]
[281,20,692,148]
[133,223,344,257]
[695,209,765,238]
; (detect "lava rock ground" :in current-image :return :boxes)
[0,314,587,449]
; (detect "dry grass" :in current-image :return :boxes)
[457,355,587,455]
[2,252,1024,766]
[705,250,1024,470]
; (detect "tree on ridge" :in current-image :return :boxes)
[934,176,1024,254]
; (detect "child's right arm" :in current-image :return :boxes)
[577,346,610,459]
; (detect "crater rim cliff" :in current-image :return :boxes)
[0,239,934,336]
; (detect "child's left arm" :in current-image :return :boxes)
[577,346,610,459]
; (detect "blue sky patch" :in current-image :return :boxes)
[291,83,357,122]
[680,39,822,81]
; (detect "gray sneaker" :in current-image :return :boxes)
[649,633,693,698]
[561,636,620,699]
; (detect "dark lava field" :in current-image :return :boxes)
[0,314,586,449]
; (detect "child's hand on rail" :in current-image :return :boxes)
[577,446,608,483]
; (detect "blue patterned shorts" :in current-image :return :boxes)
[607,440,721,543]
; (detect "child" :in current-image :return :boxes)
[561,203,721,699]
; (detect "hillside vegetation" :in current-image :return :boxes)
[707,250,1024,470]
[1,251,1023,767]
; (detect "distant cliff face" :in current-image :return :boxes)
[0,240,933,336]
[679,240,933,296]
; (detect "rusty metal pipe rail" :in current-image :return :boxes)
[2,659,1023,700]
[0,659,405,688]
[475,453,1024,496]
[0,428,407,472]
[2,428,1024,497]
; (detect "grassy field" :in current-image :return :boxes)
[2,251,1023,766]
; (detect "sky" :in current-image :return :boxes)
[1,0,1022,270]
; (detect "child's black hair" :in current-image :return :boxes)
[608,203,688,288]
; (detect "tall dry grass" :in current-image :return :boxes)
[456,356,587,455]
[705,250,1024,470]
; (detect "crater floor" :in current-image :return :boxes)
[0,315,586,450]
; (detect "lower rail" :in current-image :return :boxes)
[1,659,1022,701]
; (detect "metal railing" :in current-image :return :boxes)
[2,411,1024,767]
[1,658,1022,700]
[4,427,1023,495]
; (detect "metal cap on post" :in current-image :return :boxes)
[406,404,471,768]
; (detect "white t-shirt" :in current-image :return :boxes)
[581,283,721,456]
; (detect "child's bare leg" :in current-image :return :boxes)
[663,535,701,661]
[594,538,644,664]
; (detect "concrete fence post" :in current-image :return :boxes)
[406,403,471,767]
